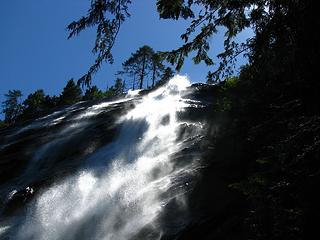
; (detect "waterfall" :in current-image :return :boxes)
[1,75,206,240]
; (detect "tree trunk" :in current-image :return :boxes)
[132,74,136,90]
[139,55,146,89]
[152,64,156,87]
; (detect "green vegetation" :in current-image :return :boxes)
[155,67,175,88]
[0,42,173,126]
[1,1,319,238]
[2,90,23,124]
[118,45,167,89]
[21,89,47,119]
[67,0,132,86]
[83,85,105,101]
[67,0,318,238]
[59,79,83,106]
[1,75,128,125]
[109,78,125,95]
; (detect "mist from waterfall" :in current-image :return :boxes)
[2,75,205,240]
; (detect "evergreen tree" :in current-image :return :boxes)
[155,67,174,87]
[73,1,313,83]
[68,1,319,239]
[59,79,82,105]
[151,52,165,87]
[118,58,140,90]
[67,0,132,86]
[2,90,23,124]
[119,45,165,90]
[113,78,125,95]
[105,78,125,97]
[83,85,105,101]
[43,95,59,109]
[22,89,46,118]
[125,45,154,89]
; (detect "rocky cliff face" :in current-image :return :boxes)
[0,76,242,240]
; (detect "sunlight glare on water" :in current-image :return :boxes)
[12,75,202,240]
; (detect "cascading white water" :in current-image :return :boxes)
[6,75,204,240]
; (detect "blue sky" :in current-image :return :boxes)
[0,0,251,119]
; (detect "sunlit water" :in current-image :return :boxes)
[1,76,205,240]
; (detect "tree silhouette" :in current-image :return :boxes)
[113,78,125,95]
[83,85,105,101]
[119,45,165,89]
[22,89,46,118]
[2,90,23,124]
[126,45,154,89]
[67,0,132,86]
[155,67,174,87]
[151,52,165,87]
[72,1,311,83]
[59,79,82,105]
[118,57,140,90]
[105,78,125,97]
[69,0,251,83]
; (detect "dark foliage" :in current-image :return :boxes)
[1,78,129,126]
[0,120,8,129]
[2,90,23,124]
[20,89,46,119]
[1,1,318,239]
[118,45,166,90]
[83,85,106,101]
[105,77,125,96]
[59,79,83,106]
[67,0,132,86]
[154,0,320,239]
[155,67,175,88]
[193,1,318,239]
